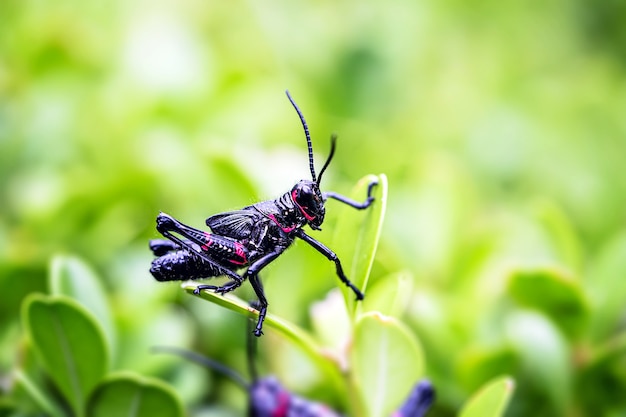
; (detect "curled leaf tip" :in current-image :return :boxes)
[371,311,393,322]
[504,378,516,391]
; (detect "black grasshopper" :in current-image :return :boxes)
[149,91,378,336]
[154,345,435,417]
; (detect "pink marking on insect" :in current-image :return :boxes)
[228,241,248,265]
[268,214,297,233]
[291,189,316,221]
[201,232,213,251]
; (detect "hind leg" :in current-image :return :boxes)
[153,212,247,287]
[149,239,179,256]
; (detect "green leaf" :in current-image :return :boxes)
[87,372,184,417]
[182,283,347,399]
[310,289,351,356]
[362,270,414,318]
[210,154,260,203]
[459,376,515,417]
[532,199,583,271]
[350,312,424,417]
[507,267,589,339]
[506,312,570,412]
[22,294,109,417]
[457,347,518,393]
[331,174,387,315]
[12,370,65,417]
[587,231,626,341]
[575,332,626,414]
[49,255,115,352]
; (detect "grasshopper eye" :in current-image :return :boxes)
[291,181,325,228]
[294,188,315,210]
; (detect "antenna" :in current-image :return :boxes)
[316,134,336,185]
[285,90,316,182]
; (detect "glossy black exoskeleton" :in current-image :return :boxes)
[149,91,377,336]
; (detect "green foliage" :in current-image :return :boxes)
[182,283,348,399]
[507,267,589,339]
[49,255,116,353]
[351,312,423,417]
[332,174,387,313]
[2,0,626,415]
[88,373,184,417]
[459,377,515,417]
[10,260,183,417]
[23,294,108,416]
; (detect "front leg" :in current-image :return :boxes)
[245,249,285,337]
[295,229,364,300]
[323,180,377,209]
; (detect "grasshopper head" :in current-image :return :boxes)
[291,180,325,230]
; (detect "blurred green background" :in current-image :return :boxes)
[2,0,626,415]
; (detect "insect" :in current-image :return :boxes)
[154,345,435,417]
[149,91,378,336]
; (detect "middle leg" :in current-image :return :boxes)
[244,249,285,337]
